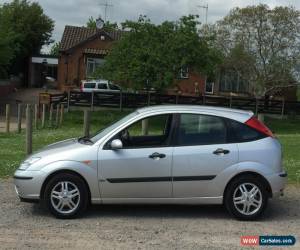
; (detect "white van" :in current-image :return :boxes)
[80,80,121,93]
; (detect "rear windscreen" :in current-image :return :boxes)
[84,82,96,88]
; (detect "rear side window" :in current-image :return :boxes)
[84,82,96,88]
[109,83,120,90]
[98,83,108,89]
[226,119,266,143]
[177,114,227,146]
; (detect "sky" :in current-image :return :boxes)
[1,0,299,51]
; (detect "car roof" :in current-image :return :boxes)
[137,105,253,123]
[83,79,109,83]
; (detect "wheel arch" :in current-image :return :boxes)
[223,171,273,200]
[40,169,91,202]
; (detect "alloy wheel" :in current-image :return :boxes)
[50,181,80,215]
[233,183,262,216]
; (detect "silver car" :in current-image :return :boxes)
[14,105,287,220]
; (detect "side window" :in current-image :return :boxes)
[226,119,266,143]
[84,82,96,88]
[109,83,120,90]
[98,83,108,89]
[116,114,172,148]
[177,114,227,146]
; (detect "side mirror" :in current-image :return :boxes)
[110,139,123,150]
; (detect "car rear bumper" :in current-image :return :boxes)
[266,171,287,198]
[14,170,46,201]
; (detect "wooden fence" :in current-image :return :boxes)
[48,91,300,115]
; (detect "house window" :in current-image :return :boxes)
[205,81,214,94]
[179,66,189,79]
[86,58,105,77]
[219,70,249,93]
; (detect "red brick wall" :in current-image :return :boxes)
[58,35,114,90]
[166,72,206,96]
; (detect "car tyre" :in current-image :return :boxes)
[44,173,89,219]
[224,175,268,220]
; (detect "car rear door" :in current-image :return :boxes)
[172,113,238,198]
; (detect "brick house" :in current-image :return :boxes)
[58,26,123,90]
[58,25,208,95]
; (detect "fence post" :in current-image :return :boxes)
[26,104,32,155]
[60,104,64,125]
[17,103,22,133]
[5,104,10,133]
[91,91,94,111]
[147,91,151,106]
[42,104,46,128]
[55,104,59,128]
[281,98,285,119]
[34,104,38,129]
[119,90,123,111]
[258,113,264,122]
[49,103,54,127]
[67,90,70,112]
[255,98,259,115]
[83,109,91,137]
[142,119,149,135]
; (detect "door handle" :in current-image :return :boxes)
[213,148,230,155]
[149,152,166,159]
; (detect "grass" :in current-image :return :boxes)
[0,110,300,183]
[265,117,300,183]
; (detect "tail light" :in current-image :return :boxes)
[80,83,83,92]
[245,116,274,138]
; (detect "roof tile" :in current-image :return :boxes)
[60,26,123,51]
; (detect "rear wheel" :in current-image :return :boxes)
[224,175,268,220]
[44,173,89,219]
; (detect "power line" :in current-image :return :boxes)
[99,1,113,22]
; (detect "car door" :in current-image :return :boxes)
[98,114,174,199]
[172,113,238,198]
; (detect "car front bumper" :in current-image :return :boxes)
[14,170,47,201]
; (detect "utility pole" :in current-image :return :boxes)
[99,1,113,22]
[197,3,208,24]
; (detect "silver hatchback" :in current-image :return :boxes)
[14,105,287,220]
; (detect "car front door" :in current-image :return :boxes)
[98,114,174,199]
[172,113,238,198]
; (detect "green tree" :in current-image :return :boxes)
[211,4,300,96]
[0,0,54,79]
[0,18,16,78]
[50,42,61,57]
[95,15,221,91]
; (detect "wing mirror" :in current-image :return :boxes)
[110,139,123,150]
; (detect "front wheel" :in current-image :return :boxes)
[224,175,268,220]
[44,173,89,219]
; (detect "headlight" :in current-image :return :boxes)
[19,157,41,170]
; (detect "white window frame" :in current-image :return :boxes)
[179,66,189,79]
[86,58,105,78]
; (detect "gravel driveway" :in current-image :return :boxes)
[0,179,299,250]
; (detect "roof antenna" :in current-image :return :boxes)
[99,1,113,23]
